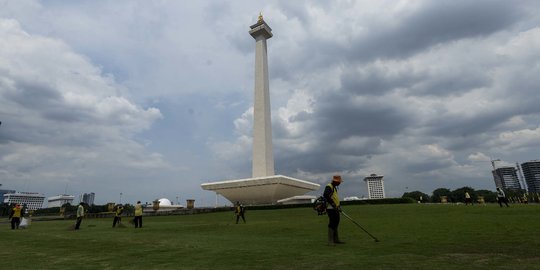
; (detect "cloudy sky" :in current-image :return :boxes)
[1,0,540,206]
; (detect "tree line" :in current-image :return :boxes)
[402,187,538,204]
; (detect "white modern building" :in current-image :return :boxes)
[201,15,319,205]
[492,167,521,190]
[521,160,540,193]
[47,194,75,208]
[364,174,385,199]
[277,195,316,205]
[0,189,16,203]
[3,192,45,211]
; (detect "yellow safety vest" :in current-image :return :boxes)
[77,205,85,218]
[326,183,340,209]
[116,207,123,217]
[135,204,143,216]
[11,207,22,218]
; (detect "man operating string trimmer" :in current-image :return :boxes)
[323,175,380,245]
[324,175,345,245]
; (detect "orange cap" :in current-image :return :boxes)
[332,175,342,183]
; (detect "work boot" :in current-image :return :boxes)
[327,228,335,246]
[334,229,345,244]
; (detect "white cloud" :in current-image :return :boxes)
[2,1,540,204]
[0,18,167,198]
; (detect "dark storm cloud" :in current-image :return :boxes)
[265,1,522,85]
[275,146,331,173]
[348,0,522,62]
[7,80,62,109]
[313,93,413,141]
[6,80,97,124]
[274,140,375,174]
[3,1,540,203]
[340,67,417,96]
[402,158,454,174]
[426,94,540,141]
[41,106,94,123]
[271,92,394,175]
[409,71,491,97]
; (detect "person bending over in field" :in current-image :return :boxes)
[113,204,124,228]
[496,188,509,207]
[324,175,345,245]
[235,201,246,224]
[9,204,22,230]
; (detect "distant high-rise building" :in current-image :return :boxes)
[364,174,385,199]
[47,194,75,208]
[82,192,95,205]
[3,192,45,211]
[521,160,540,193]
[0,189,16,203]
[493,167,521,190]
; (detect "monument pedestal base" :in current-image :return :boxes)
[201,175,320,205]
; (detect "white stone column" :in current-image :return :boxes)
[249,19,274,178]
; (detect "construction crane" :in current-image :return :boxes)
[490,159,501,170]
[470,158,501,189]
[515,162,527,191]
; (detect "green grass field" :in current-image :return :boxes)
[2,204,540,270]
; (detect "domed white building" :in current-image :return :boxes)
[158,198,172,206]
[143,198,183,213]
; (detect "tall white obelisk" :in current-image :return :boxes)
[249,14,274,178]
[200,15,320,205]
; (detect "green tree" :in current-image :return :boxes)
[503,188,527,203]
[451,187,475,203]
[122,204,134,215]
[0,202,11,216]
[87,204,109,213]
[432,188,451,203]
[402,191,430,203]
[476,189,497,203]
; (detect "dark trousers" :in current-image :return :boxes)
[134,216,142,228]
[465,198,473,205]
[113,216,121,227]
[236,214,245,224]
[327,209,340,230]
[498,197,509,207]
[75,217,83,230]
[11,217,20,229]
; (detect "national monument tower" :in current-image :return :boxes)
[201,14,319,205]
[251,13,275,178]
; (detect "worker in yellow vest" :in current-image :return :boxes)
[234,201,246,224]
[134,201,143,228]
[323,175,345,245]
[465,192,473,205]
[9,204,22,230]
[112,205,124,228]
[75,202,85,230]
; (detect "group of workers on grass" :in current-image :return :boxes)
[5,175,518,247]
[74,200,144,230]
